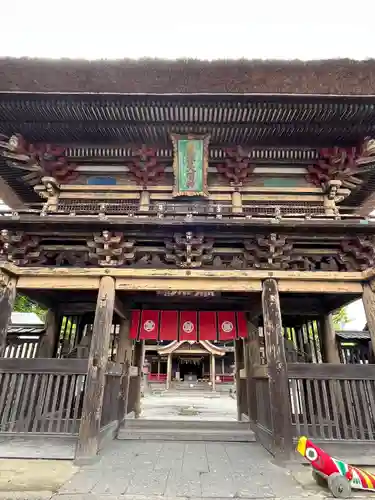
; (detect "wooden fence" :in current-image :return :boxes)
[0,358,138,438]
[247,363,375,455]
[0,358,87,435]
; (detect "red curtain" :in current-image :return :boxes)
[130,310,248,341]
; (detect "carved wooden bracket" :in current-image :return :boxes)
[244,233,293,270]
[0,230,41,266]
[87,231,135,267]
[126,145,165,187]
[216,146,255,186]
[340,236,375,271]
[0,134,78,186]
[307,138,375,191]
[164,232,214,268]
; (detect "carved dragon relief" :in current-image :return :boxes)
[306,138,375,195]
[164,232,214,268]
[216,146,255,186]
[125,145,166,187]
[87,231,135,267]
[0,134,78,186]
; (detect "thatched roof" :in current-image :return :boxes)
[1,58,375,95]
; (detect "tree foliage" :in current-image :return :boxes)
[332,307,351,330]
[13,294,47,321]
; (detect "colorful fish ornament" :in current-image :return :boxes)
[297,436,375,498]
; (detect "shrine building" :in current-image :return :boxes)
[0,58,375,462]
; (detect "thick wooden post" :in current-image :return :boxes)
[0,276,16,357]
[38,309,59,358]
[321,314,341,363]
[363,282,375,356]
[133,341,145,418]
[234,339,244,421]
[116,317,133,433]
[262,278,293,461]
[245,321,261,424]
[76,276,115,461]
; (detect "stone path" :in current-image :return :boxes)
[140,391,238,421]
[52,440,321,499]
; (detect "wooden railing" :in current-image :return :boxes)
[288,363,375,442]
[0,358,87,435]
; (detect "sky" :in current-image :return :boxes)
[0,0,370,330]
[0,1,374,60]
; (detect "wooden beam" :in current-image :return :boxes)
[0,177,25,210]
[11,267,363,281]
[0,275,16,356]
[114,297,128,320]
[245,321,261,424]
[362,283,375,357]
[17,277,100,290]
[277,280,363,293]
[76,276,115,462]
[262,278,293,461]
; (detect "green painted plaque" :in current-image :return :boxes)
[171,134,210,197]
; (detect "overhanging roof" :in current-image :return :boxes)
[1,58,375,95]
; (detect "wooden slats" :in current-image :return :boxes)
[289,364,375,442]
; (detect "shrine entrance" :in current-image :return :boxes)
[178,356,204,382]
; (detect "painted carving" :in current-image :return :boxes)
[0,230,41,266]
[87,231,135,267]
[165,232,214,268]
[244,234,293,270]
[126,145,165,186]
[216,146,255,186]
[0,134,78,185]
[171,134,210,197]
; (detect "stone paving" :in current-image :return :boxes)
[139,391,238,421]
[51,440,322,499]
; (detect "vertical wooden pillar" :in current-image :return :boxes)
[166,353,172,390]
[321,314,341,363]
[133,341,145,418]
[210,354,216,391]
[262,278,293,460]
[157,359,161,381]
[363,282,375,356]
[234,339,244,421]
[116,317,133,432]
[76,276,115,461]
[38,309,59,358]
[139,190,150,211]
[0,275,16,357]
[244,320,260,425]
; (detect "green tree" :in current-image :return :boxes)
[13,294,47,321]
[332,307,351,330]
